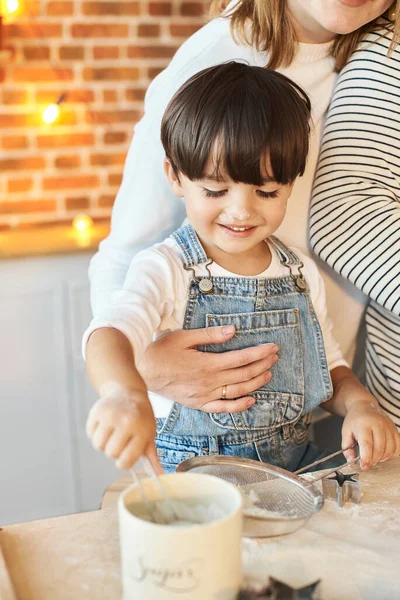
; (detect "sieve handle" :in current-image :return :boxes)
[294,442,358,476]
[304,455,360,486]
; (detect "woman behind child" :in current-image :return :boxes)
[89,2,400,424]
[84,63,399,474]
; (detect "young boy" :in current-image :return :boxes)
[84,63,399,474]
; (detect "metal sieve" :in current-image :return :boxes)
[176,450,359,538]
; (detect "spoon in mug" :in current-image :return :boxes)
[130,456,179,524]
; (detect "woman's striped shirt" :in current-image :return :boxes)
[310,23,400,427]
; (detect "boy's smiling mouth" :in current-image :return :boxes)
[218,224,257,237]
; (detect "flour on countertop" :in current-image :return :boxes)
[241,461,400,600]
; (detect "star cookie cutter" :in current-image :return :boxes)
[239,578,321,599]
[322,471,360,507]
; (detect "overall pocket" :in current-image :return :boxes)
[156,435,198,468]
[203,310,304,432]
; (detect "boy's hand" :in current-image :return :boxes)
[342,400,400,471]
[86,385,162,473]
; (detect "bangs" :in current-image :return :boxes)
[161,62,311,186]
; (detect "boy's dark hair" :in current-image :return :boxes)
[161,61,311,186]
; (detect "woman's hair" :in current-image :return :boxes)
[161,62,311,186]
[210,0,400,72]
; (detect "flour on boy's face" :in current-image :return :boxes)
[164,157,293,271]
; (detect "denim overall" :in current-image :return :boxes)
[156,224,334,473]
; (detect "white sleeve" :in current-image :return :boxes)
[89,18,240,317]
[298,251,349,372]
[83,246,181,363]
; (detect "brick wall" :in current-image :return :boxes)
[0,0,209,227]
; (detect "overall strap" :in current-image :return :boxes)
[269,236,308,292]
[171,224,208,268]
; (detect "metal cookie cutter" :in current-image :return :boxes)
[322,471,360,507]
[268,578,321,600]
[239,578,321,599]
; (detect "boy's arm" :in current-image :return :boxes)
[84,245,182,473]
[321,366,400,470]
[86,326,147,397]
[85,326,160,472]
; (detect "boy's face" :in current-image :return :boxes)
[164,158,293,262]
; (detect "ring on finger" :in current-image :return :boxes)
[221,385,228,400]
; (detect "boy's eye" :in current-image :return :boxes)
[257,189,279,199]
[203,188,279,198]
[204,188,227,198]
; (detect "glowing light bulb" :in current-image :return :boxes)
[72,215,94,232]
[42,103,60,124]
[1,0,20,19]
[7,0,19,13]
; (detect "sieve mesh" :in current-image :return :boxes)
[177,458,320,520]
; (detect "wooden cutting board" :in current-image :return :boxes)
[0,509,121,600]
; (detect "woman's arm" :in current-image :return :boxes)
[310,26,400,314]
[89,18,237,317]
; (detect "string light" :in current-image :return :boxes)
[4,0,131,233]
[1,0,20,17]
[7,0,19,13]
[4,3,126,127]
[72,214,94,232]
[72,215,94,248]
[42,93,66,124]
[42,104,59,124]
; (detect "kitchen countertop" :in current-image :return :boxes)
[0,220,110,259]
[0,459,399,600]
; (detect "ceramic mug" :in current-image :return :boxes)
[118,472,243,600]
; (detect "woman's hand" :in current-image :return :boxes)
[342,400,400,471]
[86,384,162,472]
[137,325,278,413]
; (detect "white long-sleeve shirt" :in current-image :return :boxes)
[84,238,347,417]
[88,14,367,370]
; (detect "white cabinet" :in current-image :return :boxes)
[0,253,120,525]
